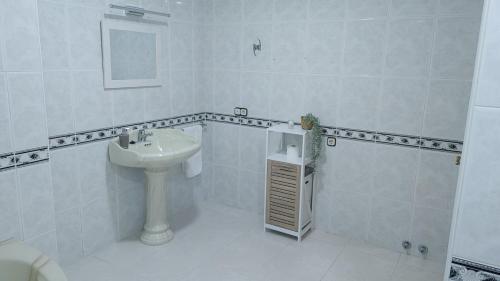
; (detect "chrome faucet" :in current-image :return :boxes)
[137,129,153,143]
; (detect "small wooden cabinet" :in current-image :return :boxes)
[266,160,301,231]
[264,124,314,241]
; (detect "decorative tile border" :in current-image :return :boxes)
[450,258,500,280]
[0,111,463,172]
[204,112,463,153]
[0,147,49,171]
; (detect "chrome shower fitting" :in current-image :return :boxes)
[402,240,412,255]
[418,245,429,258]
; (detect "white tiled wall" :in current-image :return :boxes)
[0,0,206,265]
[450,0,500,269]
[197,0,483,262]
[0,0,484,268]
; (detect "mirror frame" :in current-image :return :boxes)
[101,18,162,89]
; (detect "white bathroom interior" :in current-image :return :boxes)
[1,0,500,281]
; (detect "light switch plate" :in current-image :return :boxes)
[234,107,241,115]
[327,137,336,147]
[240,108,248,116]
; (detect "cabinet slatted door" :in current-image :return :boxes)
[266,160,301,231]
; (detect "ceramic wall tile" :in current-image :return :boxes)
[438,0,484,16]
[68,6,101,69]
[112,89,145,126]
[273,0,308,21]
[432,17,481,79]
[55,208,83,265]
[309,0,346,20]
[194,24,213,70]
[82,197,116,255]
[194,0,213,23]
[0,170,21,240]
[212,122,239,166]
[169,0,193,21]
[304,75,339,126]
[243,0,272,22]
[377,78,427,136]
[272,23,306,73]
[390,0,437,16]
[214,24,242,70]
[373,144,418,202]
[171,22,193,70]
[369,197,412,252]
[1,0,42,71]
[7,73,48,151]
[144,86,171,121]
[213,164,239,207]
[330,190,370,241]
[385,19,433,77]
[240,72,271,118]
[44,71,74,136]
[422,80,471,140]
[77,141,115,205]
[72,70,112,132]
[269,74,305,121]
[328,139,375,195]
[415,150,458,210]
[344,20,386,76]
[238,126,266,173]
[214,0,242,23]
[0,75,12,154]
[194,70,213,113]
[411,206,452,261]
[347,0,390,19]
[213,70,240,114]
[337,77,380,131]
[307,22,344,75]
[17,163,55,239]
[238,170,264,213]
[171,70,195,116]
[50,148,80,212]
[38,1,69,70]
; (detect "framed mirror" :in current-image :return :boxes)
[101,18,162,89]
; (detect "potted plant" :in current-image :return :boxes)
[301,113,322,163]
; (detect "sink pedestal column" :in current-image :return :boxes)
[141,167,173,246]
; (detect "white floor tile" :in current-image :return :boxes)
[62,203,445,281]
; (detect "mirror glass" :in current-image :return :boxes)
[109,29,157,80]
[101,18,162,89]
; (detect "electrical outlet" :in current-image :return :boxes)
[240,108,248,116]
[327,137,336,147]
[234,107,241,116]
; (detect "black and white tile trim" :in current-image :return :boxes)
[49,113,206,150]
[1,112,463,172]
[450,258,500,281]
[0,147,49,171]
[204,112,463,153]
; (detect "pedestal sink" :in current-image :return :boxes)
[108,128,201,245]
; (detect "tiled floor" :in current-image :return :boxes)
[64,203,445,281]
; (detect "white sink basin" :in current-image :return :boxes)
[108,128,201,246]
[109,128,201,169]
